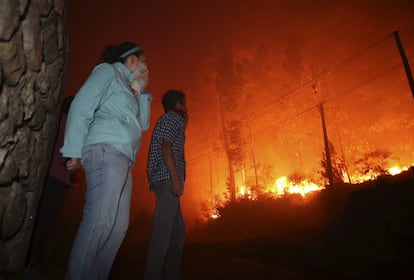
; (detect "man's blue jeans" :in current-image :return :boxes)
[144,179,186,280]
[66,144,132,280]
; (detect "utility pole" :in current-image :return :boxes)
[313,82,334,186]
[247,123,259,188]
[209,156,214,209]
[217,96,237,201]
[393,31,414,98]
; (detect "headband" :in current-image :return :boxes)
[119,46,141,59]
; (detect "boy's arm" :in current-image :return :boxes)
[161,139,184,196]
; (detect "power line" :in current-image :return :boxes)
[186,61,405,164]
[325,63,403,102]
[254,32,396,119]
[185,33,403,162]
[252,62,404,136]
[187,149,216,163]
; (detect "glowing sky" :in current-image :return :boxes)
[67,0,414,227]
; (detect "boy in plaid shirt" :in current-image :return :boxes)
[145,89,188,280]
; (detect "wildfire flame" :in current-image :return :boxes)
[237,185,257,200]
[208,164,411,220]
[349,165,410,183]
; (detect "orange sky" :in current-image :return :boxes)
[67,0,414,229]
[67,0,414,97]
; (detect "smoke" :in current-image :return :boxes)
[68,0,414,234]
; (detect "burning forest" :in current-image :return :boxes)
[179,31,414,230]
[23,1,414,279]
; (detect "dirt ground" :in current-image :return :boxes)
[24,170,414,280]
[110,238,312,280]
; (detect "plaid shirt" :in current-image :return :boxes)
[147,111,186,186]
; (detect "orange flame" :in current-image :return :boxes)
[271,176,324,197]
[349,165,410,183]
[207,164,411,220]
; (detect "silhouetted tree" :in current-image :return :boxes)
[227,120,247,168]
[245,162,274,195]
[354,149,392,177]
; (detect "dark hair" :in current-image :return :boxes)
[101,41,143,64]
[162,89,186,112]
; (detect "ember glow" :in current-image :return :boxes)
[207,164,412,220]
[236,174,325,200]
[348,165,411,183]
[67,0,414,230]
[273,177,324,197]
[237,185,256,200]
[235,169,325,201]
